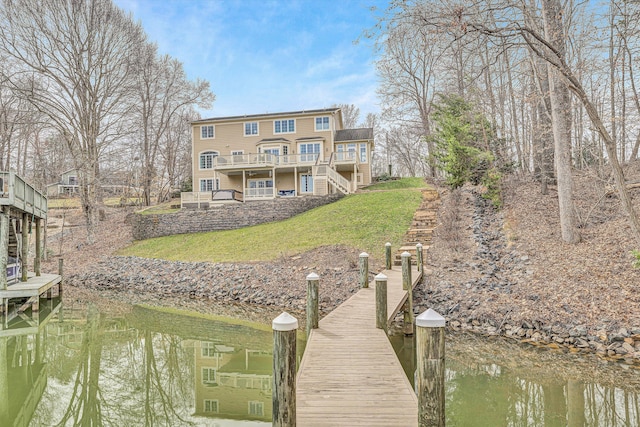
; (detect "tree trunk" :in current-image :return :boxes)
[542,0,581,243]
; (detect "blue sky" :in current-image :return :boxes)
[113,0,387,120]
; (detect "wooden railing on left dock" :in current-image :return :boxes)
[0,171,48,219]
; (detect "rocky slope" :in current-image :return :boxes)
[42,169,640,362]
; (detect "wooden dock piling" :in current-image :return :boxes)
[416,309,446,427]
[402,251,414,335]
[416,243,424,273]
[21,212,28,282]
[385,242,392,269]
[0,209,7,292]
[35,218,41,276]
[306,273,319,338]
[359,252,369,288]
[273,312,298,427]
[375,272,388,332]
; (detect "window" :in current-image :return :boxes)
[248,401,264,417]
[68,175,78,185]
[201,341,216,357]
[244,122,258,136]
[315,116,329,131]
[204,399,219,413]
[231,150,244,155]
[360,143,367,163]
[301,174,313,193]
[202,367,217,384]
[199,151,219,169]
[274,119,295,134]
[299,143,320,162]
[199,178,219,192]
[201,125,215,139]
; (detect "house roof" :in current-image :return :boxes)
[256,138,291,145]
[335,128,374,142]
[295,136,325,142]
[192,108,341,124]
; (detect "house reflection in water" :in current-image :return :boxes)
[0,297,61,427]
[193,340,272,422]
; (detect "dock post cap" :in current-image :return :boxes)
[375,272,388,281]
[272,312,299,331]
[401,251,411,257]
[416,243,423,248]
[416,308,446,328]
[306,272,319,280]
[385,242,391,247]
[359,252,369,257]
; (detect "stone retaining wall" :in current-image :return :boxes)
[128,194,344,240]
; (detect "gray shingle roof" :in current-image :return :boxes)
[335,128,374,142]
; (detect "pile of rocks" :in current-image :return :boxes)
[415,187,640,364]
[69,245,370,316]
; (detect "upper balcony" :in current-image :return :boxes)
[213,153,323,170]
[0,171,48,219]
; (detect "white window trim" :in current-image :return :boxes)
[201,125,215,139]
[231,150,245,155]
[314,116,330,131]
[273,118,296,134]
[199,150,219,170]
[199,178,219,192]
[202,367,217,384]
[248,400,264,416]
[244,121,259,136]
[300,173,314,194]
[204,399,219,413]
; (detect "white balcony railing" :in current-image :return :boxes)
[213,153,319,169]
[333,151,359,164]
[245,187,275,199]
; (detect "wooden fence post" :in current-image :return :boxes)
[402,251,414,335]
[375,273,387,332]
[306,272,319,338]
[273,312,298,427]
[359,252,369,288]
[416,243,423,274]
[385,242,392,270]
[416,308,446,427]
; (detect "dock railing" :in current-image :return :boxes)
[0,171,47,219]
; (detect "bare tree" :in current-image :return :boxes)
[132,43,213,206]
[333,103,361,128]
[0,0,145,243]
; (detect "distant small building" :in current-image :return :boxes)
[46,169,80,197]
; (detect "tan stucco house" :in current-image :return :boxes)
[184,108,374,206]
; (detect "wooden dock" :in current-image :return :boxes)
[296,265,422,426]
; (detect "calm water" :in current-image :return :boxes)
[4,299,640,426]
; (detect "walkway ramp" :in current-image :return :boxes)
[296,265,421,426]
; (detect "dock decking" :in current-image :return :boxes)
[296,265,422,426]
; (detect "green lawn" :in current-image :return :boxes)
[364,177,427,191]
[119,185,425,262]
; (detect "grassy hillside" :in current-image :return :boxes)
[119,183,426,262]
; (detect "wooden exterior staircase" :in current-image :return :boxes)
[394,187,440,266]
